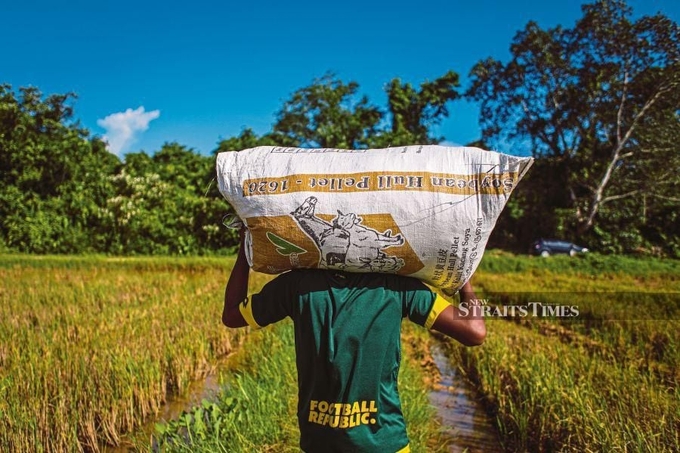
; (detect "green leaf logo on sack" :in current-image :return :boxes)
[266,232,307,256]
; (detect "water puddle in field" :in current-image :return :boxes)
[106,343,500,452]
[103,358,231,452]
[429,342,503,452]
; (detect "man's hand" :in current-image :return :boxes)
[222,227,250,328]
[458,280,482,308]
[431,278,487,346]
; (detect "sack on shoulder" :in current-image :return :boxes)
[216,145,533,294]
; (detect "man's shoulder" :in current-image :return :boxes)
[274,269,430,293]
[340,271,431,294]
[377,272,430,291]
[270,269,335,292]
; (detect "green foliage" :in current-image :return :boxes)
[214,128,278,153]
[1,71,462,255]
[266,71,461,150]
[0,85,235,255]
[373,71,460,147]
[272,73,383,149]
[153,323,300,452]
[0,85,121,253]
[100,143,235,255]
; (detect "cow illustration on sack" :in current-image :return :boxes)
[291,196,405,272]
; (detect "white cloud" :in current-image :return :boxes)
[97,106,160,155]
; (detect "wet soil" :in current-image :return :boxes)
[429,342,503,452]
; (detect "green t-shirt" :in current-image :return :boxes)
[239,269,449,453]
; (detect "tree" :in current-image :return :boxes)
[153,142,235,253]
[272,73,382,149]
[271,71,462,149]
[0,68,466,255]
[102,142,235,254]
[467,0,680,253]
[0,85,120,252]
[373,71,461,147]
[214,128,278,153]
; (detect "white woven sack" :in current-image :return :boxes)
[217,145,533,294]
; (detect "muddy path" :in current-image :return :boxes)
[106,340,502,452]
[429,342,503,452]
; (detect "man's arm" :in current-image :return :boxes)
[431,280,486,346]
[222,231,249,328]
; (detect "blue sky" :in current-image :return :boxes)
[3,0,679,157]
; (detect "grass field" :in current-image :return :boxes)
[0,255,446,452]
[452,251,680,452]
[0,256,246,452]
[1,252,678,452]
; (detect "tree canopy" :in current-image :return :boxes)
[468,0,679,254]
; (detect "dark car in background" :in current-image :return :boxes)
[531,239,589,257]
